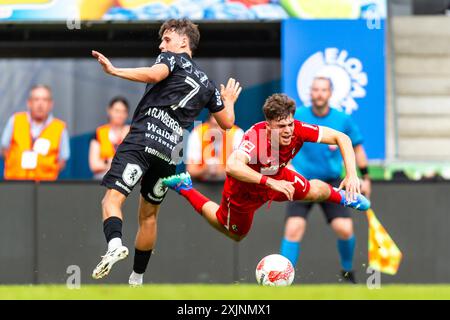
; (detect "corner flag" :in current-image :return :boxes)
[367,209,402,275]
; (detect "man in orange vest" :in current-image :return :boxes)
[89,96,130,180]
[1,85,70,181]
[186,114,244,181]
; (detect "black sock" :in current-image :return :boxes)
[133,248,152,274]
[103,216,123,243]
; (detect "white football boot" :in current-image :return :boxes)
[128,271,144,287]
[92,246,129,279]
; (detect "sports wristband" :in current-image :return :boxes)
[259,175,268,185]
[359,167,369,176]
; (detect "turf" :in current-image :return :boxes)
[0,284,449,300]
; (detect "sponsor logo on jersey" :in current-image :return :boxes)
[180,57,193,73]
[194,69,209,87]
[146,107,183,136]
[122,163,143,187]
[145,132,178,151]
[144,146,177,165]
[214,88,223,106]
[167,56,176,72]
[155,54,175,72]
[297,48,367,114]
[146,122,180,144]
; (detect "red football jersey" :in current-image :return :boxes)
[220,119,321,215]
[236,120,321,177]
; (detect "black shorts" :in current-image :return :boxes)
[285,179,351,224]
[101,141,176,205]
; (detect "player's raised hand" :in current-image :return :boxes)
[338,175,361,203]
[220,78,242,105]
[92,50,116,75]
[267,178,295,201]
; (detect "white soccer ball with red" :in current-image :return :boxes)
[255,254,295,286]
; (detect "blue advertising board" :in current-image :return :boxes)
[282,19,386,160]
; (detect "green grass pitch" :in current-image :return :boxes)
[0,284,449,300]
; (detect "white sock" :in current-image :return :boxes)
[108,237,122,251]
[130,271,143,283]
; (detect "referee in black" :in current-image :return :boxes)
[91,19,242,285]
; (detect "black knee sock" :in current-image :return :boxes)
[133,248,152,274]
[103,216,123,243]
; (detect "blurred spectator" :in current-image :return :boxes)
[89,96,130,180]
[186,114,244,181]
[1,85,70,181]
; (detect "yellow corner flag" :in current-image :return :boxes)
[367,209,402,275]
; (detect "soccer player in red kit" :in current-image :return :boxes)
[163,94,370,241]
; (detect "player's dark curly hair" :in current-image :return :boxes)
[262,94,296,121]
[159,19,200,53]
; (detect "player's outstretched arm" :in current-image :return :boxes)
[213,78,242,130]
[318,126,360,202]
[92,50,170,83]
[226,150,295,201]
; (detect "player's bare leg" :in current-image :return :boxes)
[304,179,370,211]
[200,201,244,241]
[135,197,159,252]
[102,188,126,220]
[92,189,129,279]
[302,179,332,201]
[129,197,160,286]
[163,173,244,242]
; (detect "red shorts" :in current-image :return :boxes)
[215,168,310,236]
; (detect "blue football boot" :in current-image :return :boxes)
[338,189,371,211]
[162,172,193,194]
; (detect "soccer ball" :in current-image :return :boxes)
[255,254,295,286]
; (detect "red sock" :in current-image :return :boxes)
[327,184,343,204]
[180,188,210,215]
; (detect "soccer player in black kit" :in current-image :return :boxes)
[91,19,242,285]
